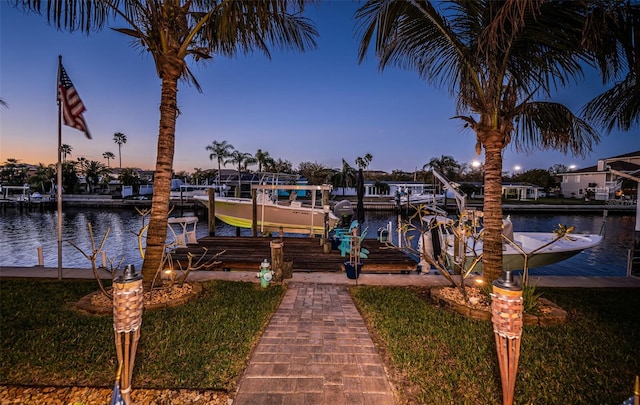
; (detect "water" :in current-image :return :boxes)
[0,208,634,277]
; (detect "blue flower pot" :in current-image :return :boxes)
[344,261,362,279]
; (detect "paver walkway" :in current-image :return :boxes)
[232,282,397,405]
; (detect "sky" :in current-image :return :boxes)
[1,2,639,176]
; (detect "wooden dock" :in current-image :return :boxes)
[169,236,418,273]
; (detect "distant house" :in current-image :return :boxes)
[559,150,640,201]
[502,182,545,200]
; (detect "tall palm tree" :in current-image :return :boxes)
[113,132,127,169]
[60,144,72,163]
[17,1,319,282]
[206,140,235,187]
[225,150,257,197]
[356,0,601,282]
[102,151,116,167]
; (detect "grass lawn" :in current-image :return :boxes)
[351,286,640,404]
[0,279,285,392]
[2,279,639,404]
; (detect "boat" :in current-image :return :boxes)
[415,169,604,273]
[418,214,604,272]
[193,173,343,235]
[398,192,445,205]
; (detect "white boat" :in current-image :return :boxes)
[194,186,341,236]
[419,214,604,272]
[399,192,445,205]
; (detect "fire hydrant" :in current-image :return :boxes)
[256,259,274,288]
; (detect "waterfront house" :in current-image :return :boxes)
[559,150,640,201]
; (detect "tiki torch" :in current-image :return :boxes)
[112,264,144,405]
[491,270,523,405]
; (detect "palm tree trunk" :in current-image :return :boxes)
[141,69,180,283]
[482,142,504,283]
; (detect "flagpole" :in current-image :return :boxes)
[57,55,63,281]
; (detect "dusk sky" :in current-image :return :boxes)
[1,2,638,176]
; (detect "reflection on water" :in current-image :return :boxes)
[0,208,634,277]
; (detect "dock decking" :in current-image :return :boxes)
[169,236,418,273]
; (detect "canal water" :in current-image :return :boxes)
[0,208,634,277]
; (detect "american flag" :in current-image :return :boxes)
[58,62,91,139]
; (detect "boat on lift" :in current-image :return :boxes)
[194,173,341,236]
[417,169,605,273]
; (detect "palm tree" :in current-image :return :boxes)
[79,159,111,193]
[356,1,601,283]
[332,158,356,196]
[225,150,257,197]
[102,151,116,167]
[355,153,373,170]
[16,0,319,282]
[0,98,8,108]
[113,132,127,169]
[28,163,56,193]
[582,3,640,132]
[206,140,235,187]
[60,144,72,163]
[255,148,273,172]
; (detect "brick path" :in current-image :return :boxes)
[232,282,397,405]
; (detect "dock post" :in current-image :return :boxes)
[252,189,258,237]
[322,189,329,248]
[270,240,284,281]
[37,246,44,266]
[207,188,215,236]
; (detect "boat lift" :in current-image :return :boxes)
[608,168,640,276]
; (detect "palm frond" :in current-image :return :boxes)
[513,101,600,158]
[582,73,640,132]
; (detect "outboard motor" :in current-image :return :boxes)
[333,199,354,228]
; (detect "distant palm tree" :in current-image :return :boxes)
[356,1,602,282]
[355,153,373,170]
[0,98,8,108]
[332,159,356,196]
[60,144,72,162]
[79,159,111,193]
[255,149,273,173]
[206,140,235,187]
[28,163,56,193]
[113,132,127,169]
[225,150,257,197]
[102,151,115,167]
[19,0,318,282]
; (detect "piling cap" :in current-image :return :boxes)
[118,264,142,283]
[492,269,521,291]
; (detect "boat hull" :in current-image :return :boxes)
[196,196,338,235]
[442,232,604,272]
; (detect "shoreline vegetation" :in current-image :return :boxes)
[1,279,638,403]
